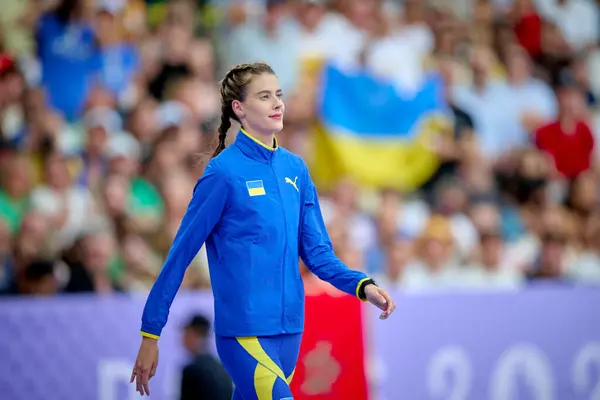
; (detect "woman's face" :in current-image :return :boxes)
[4,157,32,198]
[3,71,24,103]
[423,238,451,266]
[345,0,378,22]
[86,126,108,156]
[129,101,157,142]
[46,155,71,189]
[153,140,180,171]
[233,73,285,136]
[388,239,413,274]
[571,173,597,212]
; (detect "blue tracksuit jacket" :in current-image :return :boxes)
[141,129,370,338]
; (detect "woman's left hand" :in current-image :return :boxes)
[364,285,396,320]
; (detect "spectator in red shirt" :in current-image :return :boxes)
[535,71,594,179]
[511,0,543,59]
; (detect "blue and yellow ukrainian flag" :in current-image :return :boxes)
[246,180,266,197]
[310,64,451,191]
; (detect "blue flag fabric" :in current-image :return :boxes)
[311,64,452,191]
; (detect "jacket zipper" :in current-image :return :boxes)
[271,157,288,332]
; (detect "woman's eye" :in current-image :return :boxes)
[277,93,284,98]
[261,95,269,100]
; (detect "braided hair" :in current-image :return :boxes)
[212,62,275,158]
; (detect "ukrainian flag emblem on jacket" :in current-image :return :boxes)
[246,180,266,197]
[310,63,451,191]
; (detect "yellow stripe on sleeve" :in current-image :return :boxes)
[140,331,160,340]
[356,277,371,301]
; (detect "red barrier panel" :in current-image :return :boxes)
[291,293,368,400]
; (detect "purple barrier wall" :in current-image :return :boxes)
[368,285,600,400]
[2,286,600,400]
[0,292,215,400]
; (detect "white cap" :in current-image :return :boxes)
[105,132,141,160]
[96,0,126,14]
[156,101,192,131]
[83,107,122,134]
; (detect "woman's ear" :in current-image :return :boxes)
[232,100,244,120]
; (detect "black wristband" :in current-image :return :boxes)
[358,278,376,300]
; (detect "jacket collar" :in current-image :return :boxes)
[235,128,278,162]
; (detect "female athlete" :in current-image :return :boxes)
[131,62,396,399]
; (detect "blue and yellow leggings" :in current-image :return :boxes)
[216,333,302,400]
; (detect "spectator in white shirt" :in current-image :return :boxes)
[534,0,599,51]
[452,45,519,160]
[294,0,332,60]
[224,0,301,93]
[401,215,466,291]
[462,230,525,289]
[569,216,600,283]
[31,153,99,252]
[504,44,558,137]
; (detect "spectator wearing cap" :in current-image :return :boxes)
[104,132,164,235]
[73,106,122,188]
[180,314,233,400]
[535,70,595,179]
[155,100,193,136]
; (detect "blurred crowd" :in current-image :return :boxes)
[0,0,599,297]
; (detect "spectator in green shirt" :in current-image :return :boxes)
[104,132,164,236]
[0,154,33,234]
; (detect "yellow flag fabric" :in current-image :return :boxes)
[309,64,451,192]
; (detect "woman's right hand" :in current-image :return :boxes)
[130,337,159,396]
